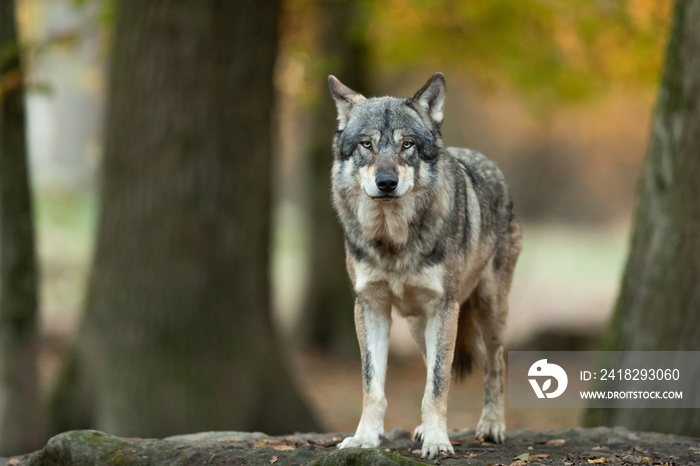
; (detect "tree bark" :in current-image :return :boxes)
[52,0,319,437]
[295,0,369,358]
[585,0,700,435]
[0,0,45,455]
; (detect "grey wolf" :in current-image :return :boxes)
[328,73,522,458]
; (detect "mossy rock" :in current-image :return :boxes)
[310,447,424,466]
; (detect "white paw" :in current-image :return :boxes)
[337,433,381,449]
[475,418,505,444]
[412,425,454,459]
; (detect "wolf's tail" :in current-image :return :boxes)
[452,294,484,380]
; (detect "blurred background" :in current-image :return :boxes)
[6,0,675,451]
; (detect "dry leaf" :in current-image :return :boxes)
[588,458,606,464]
[272,445,295,451]
[546,438,566,446]
[531,454,551,461]
[509,461,527,466]
[269,456,278,464]
[449,439,462,446]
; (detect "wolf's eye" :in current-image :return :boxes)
[361,141,372,149]
[402,141,414,149]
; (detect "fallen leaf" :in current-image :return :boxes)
[531,454,551,461]
[257,442,264,448]
[514,453,530,461]
[509,461,527,466]
[641,458,652,464]
[588,458,606,464]
[546,438,566,446]
[592,446,610,451]
[269,456,278,464]
[449,439,462,446]
[465,452,479,458]
[272,445,295,451]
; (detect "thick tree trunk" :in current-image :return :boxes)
[0,0,44,455]
[296,0,369,358]
[52,0,319,437]
[585,0,700,435]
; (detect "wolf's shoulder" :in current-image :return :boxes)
[445,147,506,185]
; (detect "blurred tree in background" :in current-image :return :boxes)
[294,0,371,358]
[585,0,700,436]
[365,0,669,106]
[50,0,319,437]
[0,0,45,455]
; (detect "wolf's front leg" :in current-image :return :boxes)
[338,299,391,450]
[413,301,459,459]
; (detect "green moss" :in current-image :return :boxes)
[310,448,424,466]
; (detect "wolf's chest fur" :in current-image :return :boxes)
[341,172,458,318]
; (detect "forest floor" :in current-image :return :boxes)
[6,426,698,465]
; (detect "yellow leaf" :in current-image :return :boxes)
[588,458,606,464]
[546,438,566,446]
[272,445,295,451]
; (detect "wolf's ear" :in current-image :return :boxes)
[328,75,365,130]
[408,73,446,128]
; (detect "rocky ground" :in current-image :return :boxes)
[3,426,698,465]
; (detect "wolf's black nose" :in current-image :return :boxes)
[376,173,399,193]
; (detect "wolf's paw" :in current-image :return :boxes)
[412,425,454,459]
[412,424,424,442]
[475,418,505,444]
[337,433,381,449]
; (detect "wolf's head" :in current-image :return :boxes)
[329,73,446,202]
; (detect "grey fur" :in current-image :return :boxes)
[330,73,521,459]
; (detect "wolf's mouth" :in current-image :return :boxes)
[372,195,397,202]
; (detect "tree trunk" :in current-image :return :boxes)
[0,0,45,455]
[52,0,319,437]
[585,0,700,435]
[295,0,369,358]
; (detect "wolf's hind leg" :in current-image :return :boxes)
[338,299,391,450]
[406,315,427,360]
[474,261,514,443]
